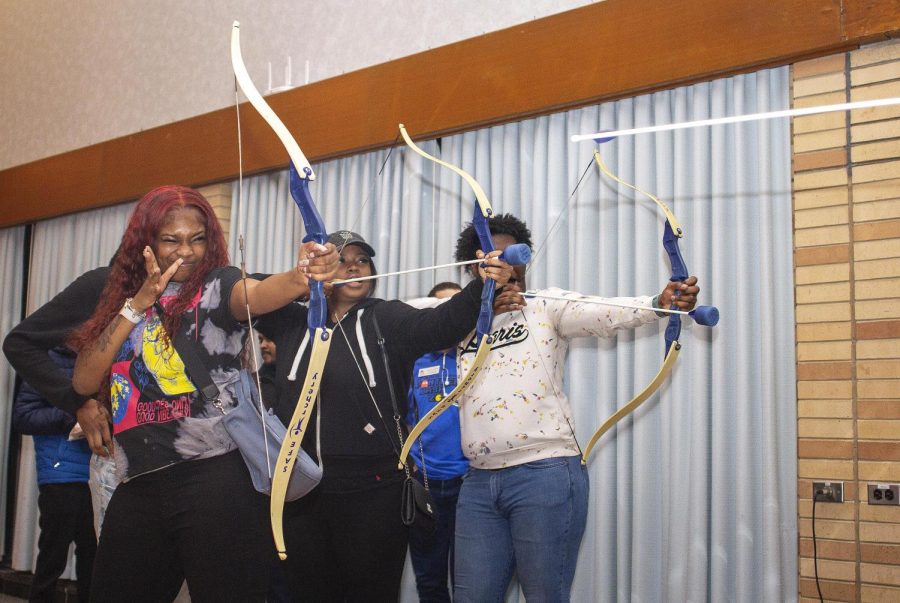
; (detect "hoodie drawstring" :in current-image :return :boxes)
[355,308,377,387]
[289,308,376,388]
[287,329,311,382]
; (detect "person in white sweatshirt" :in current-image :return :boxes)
[450,213,700,603]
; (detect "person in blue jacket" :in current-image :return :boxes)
[405,282,469,603]
[12,347,95,603]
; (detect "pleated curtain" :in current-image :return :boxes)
[231,67,796,602]
[0,64,797,602]
[0,225,26,558]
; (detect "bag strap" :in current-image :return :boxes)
[154,301,220,405]
[370,313,403,452]
[371,313,430,488]
[410,384,431,489]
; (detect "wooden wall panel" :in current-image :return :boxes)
[1,0,899,227]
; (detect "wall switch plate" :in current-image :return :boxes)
[812,481,843,503]
[867,483,900,506]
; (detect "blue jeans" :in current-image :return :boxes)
[408,475,463,602]
[454,455,589,603]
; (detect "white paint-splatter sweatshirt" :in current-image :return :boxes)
[455,288,661,469]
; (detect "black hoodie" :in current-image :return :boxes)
[3,267,110,415]
[255,278,484,478]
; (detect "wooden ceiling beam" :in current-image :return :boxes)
[2,0,898,227]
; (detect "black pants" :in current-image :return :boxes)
[32,482,96,603]
[90,451,274,603]
[283,473,409,602]
[407,475,463,603]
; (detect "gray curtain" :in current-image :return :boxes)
[0,225,26,558]
[231,66,796,602]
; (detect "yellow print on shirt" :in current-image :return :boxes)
[141,316,195,395]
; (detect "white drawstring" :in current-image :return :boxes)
[355,308,377,387]
[287,328,311,381]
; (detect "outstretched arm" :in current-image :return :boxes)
[229,241,339,320]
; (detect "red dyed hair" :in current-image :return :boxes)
[71,185,230,351]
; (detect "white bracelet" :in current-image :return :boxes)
[119,297,147,324]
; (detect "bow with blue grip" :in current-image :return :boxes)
[395,125,528,468]
[661,220,719,353]
[581,148,719,462]
[471,203,531,342]
[232,21,333,560]
[288,165,329,340]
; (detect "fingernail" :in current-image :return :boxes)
[298,259,310,267]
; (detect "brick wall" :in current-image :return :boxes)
[794,40,900,602]
[198,183,233,242]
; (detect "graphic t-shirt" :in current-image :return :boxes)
[110,267,245,481]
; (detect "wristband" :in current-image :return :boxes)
[119,297,147,324]
[651,294,667,318]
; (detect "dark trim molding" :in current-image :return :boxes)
[1,0,898,226]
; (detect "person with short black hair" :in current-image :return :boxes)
[427,281,463,298]
[12,348,96,603]
[406,281,466,602]
[451,213,701,602]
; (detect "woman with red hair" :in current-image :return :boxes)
[70,185,338,602]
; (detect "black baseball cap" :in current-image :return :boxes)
[327,230,376,257]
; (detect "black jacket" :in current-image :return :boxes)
[3,267,110,415]
[12,349,91,485]
[256,279,484,464]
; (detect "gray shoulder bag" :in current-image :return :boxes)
[159,302,321,501]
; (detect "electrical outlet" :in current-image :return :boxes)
[867,483,900,506]
[812,481,843,503]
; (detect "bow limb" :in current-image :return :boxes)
[580,149,717,464]
[231,23,313,180]
[396,125,499,469]
[399,124,493,219]
[592,150,680,236]
[399,340,491,467]
[581,339,680,461]
[232,21,331,561]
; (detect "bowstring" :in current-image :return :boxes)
[333,313,406,468]
[525,155,596,280]
[337,134,400,256]
[234,75,272,477]
[512,150,600,458]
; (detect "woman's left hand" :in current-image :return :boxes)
[295,241,339,283]
[76,398,114,457]
[132,246,183,313]
[477,250,514,286]
[494,283,526,315]
[659,276,700,311]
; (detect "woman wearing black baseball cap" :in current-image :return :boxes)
[255,230,513,602]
